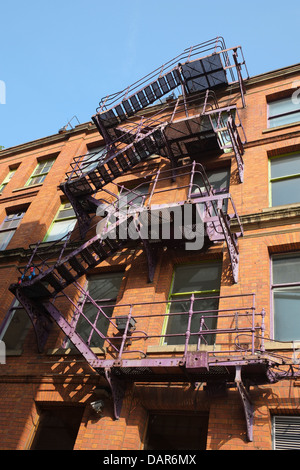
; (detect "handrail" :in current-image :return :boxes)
[95,38,248,114]
[58,292,264,361]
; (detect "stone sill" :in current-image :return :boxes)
[265,341,300,350]
[262,202,300,213]
[147,344,221,354]
[12,183,43,193]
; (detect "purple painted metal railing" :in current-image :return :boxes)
[16,162,243,288]
[35,291,267,371]
[95,37,248,117]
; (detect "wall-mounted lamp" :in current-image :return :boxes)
[90,399,104,416]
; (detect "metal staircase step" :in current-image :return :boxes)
[80,248,97,266]
[98,165,113,184]
[88,170,104,190]
[91,240,109,258]
[56,264,75,283]
[43,272,64,292]
[107,159,122,177]
[68,256,86,275]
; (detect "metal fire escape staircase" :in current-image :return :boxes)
[9,38,297,442]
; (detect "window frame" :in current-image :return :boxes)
[0,167,17,193]
[271,252,300,342]
[81,146,106,173]
[162,261,222,346]
[0,210,26,250]
[43,202,77,243]
[267,95,300,129]
[269,152,300,207]
[25,158,55,187]
[0,301,32,354]
[65,272,124,350]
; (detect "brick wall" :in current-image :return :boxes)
[0,65,300,450]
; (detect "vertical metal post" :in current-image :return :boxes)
[187,160,196,199]
[261,308,266,353]
[197,316,205,351]
[117,305,133,361]
[184,294,194,358]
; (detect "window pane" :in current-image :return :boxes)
[1,308,31,350]
[166,296,219,345]
[74,273,123,348]
[273,255,300,284]
[172,262,222,294]
[81,147,105,173]
[28,159,55,185]
[274,288,300,341]
[119,185,149,211]
[27,174,46,186]
[269,112,300,128]
[33,159,54,175]
[45,218,77,242]
[271,154,300,179]
[87,273,123,300]
[269,97,300,117]
[0,169,16,192]
[271,176,300,207]
[0,229,15,250]
[192,168,230,194]
[1,212,24,230]
[75,301,114,348]
[56,203,75,220]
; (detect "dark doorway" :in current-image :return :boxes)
[31,405,84,450]
[144,412,209,450]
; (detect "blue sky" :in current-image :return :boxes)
[0,0,299,150]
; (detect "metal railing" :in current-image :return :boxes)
[96,37,248,114]
[55,292,265,362]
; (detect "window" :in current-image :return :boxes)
[0,168,17,193]
[26,158,55,186]
[44,202,77,243]
[0,211,25,250]
[269,152,300,207]
[118,183,149,213]
[191,167,230,213]
[31,405,84,450]
[0,302,31,352]
[211,112,233,151]
[192,167,230,195]
[145,413,208,450]
[81,146,105,173]
[272,254,300,341]
[268,96,300,128]
[272,415,300,450]
[73,272,123,349]
[164,261,222,346]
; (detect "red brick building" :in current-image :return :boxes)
[0,38,300,451]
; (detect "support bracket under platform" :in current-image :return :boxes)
[105,368,126,420]
[14,287,53,353]
[235,365,254,442]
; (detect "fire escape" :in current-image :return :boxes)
[8,37,298,442]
